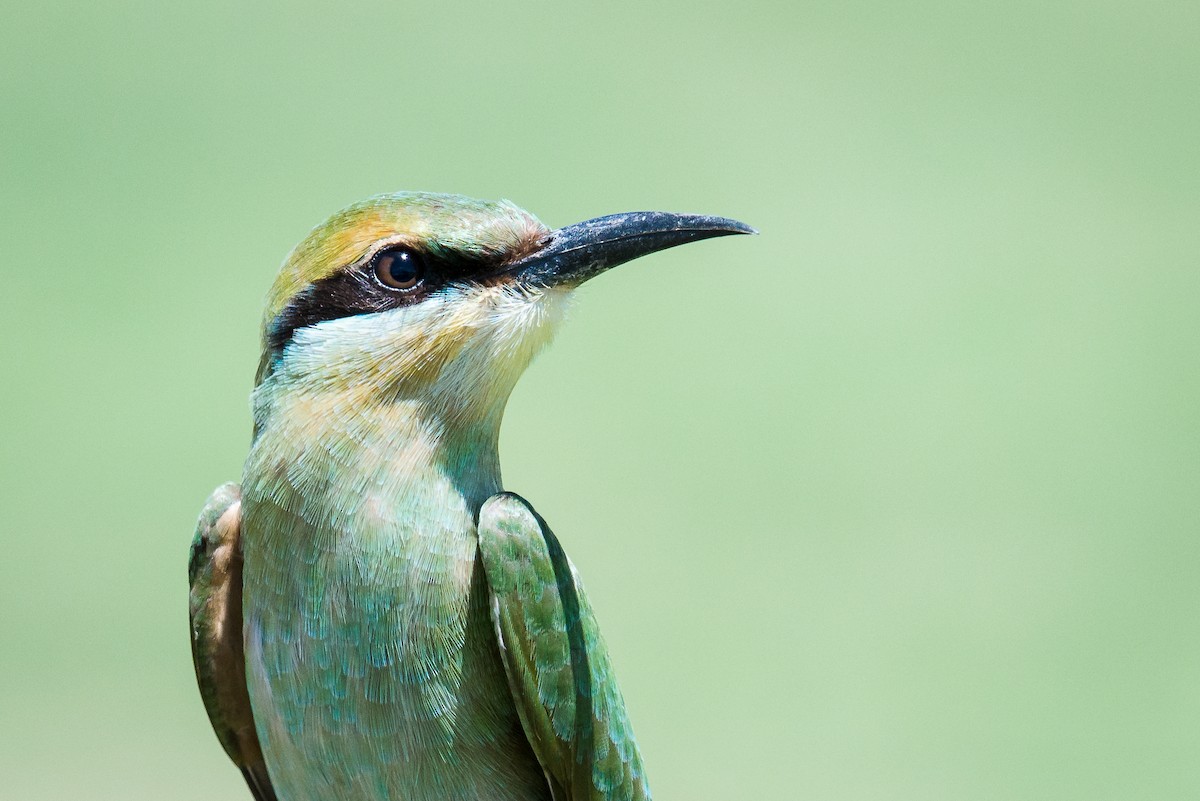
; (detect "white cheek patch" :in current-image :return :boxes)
[476,285,572,362]
[428,285,572,413]
[268,284,573,418]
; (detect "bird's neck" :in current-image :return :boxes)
[249,382,506,513]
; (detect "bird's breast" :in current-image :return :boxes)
[238,433,547,801]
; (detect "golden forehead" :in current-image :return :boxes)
[263,192,547,325]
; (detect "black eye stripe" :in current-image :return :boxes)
[266,249,496,355]
[267,268,424,353]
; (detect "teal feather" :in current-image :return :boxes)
[479,492,651,801]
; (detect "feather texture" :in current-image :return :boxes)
[188,483,278,801]
[479,492,651,801]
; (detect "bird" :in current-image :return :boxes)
[187,192,754,801]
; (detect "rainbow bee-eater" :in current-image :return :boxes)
[187,192,754,801]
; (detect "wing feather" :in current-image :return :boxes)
[478,492,651,801]
[188,483,277,801]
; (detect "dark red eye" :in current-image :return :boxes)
[373,247,425,290]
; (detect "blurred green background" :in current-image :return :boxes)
[2,1,1197,799]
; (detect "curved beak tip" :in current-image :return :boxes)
[690,216,757,237]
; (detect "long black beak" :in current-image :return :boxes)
[506,211,756,289]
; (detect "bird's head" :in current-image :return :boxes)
[254,192,752,432]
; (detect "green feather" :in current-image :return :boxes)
[479,492,651,801]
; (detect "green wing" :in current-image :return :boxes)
[188,483,277,801]
[477,492,651,801]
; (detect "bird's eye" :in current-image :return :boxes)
[373,247,426,291]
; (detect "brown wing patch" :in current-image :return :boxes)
[189,484,278,801]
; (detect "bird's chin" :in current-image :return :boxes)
[421,283,572,420]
